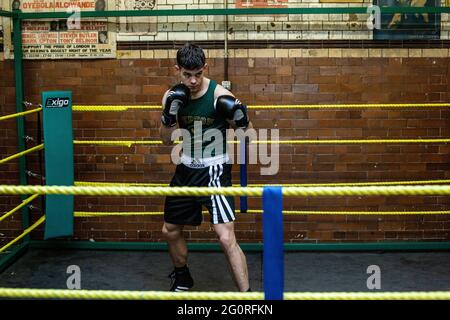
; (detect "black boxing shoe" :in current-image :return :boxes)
[168,266,194,292]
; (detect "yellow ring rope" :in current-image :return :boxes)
[75,181,167,187]
[0,144,44,165]
[254,139,450,144]
[0,108,42,121]
[285,291,450,300]
[73,140,162,147]
[75,211,162,217]
[0,216,45,253]
[75,179,450,188]
[73,105,160,111]
[265,210,450,215]
[251,103,450,109]
[0,288,449,300]
[0,194,39,223]
[74,209,450,217]
[249,179,450,187]
[72,103,450,112]
[73,139,450,147]
[1,185,450,197]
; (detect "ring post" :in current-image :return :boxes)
[263,186,284,300]
[239,137,248,213]
[42,91,74,239]
[12,9,32,236]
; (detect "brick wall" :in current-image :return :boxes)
[1,54,450,246]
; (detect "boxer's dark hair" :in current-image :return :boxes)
[176,43,205,70]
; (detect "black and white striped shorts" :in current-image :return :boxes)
[164,163,236,226]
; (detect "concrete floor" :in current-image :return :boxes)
[1,249,450,292]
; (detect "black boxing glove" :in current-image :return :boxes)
[161,83,190,127]
[214,95,249,129]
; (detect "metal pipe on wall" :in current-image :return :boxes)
[224,0,229,82]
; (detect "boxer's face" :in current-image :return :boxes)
[176,64,207,94]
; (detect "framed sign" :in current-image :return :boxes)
[373,0,440,40]
[4,0,116,59]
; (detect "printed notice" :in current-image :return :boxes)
[4,0,116,59]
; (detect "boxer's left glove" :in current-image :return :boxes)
[214,95,249,129]
[161,83,190,127]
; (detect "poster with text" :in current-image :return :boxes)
[235,0,288,8]
[319,0,363,3]
[4,0,116,59]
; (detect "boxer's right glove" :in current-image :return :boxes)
[161,83,190,127]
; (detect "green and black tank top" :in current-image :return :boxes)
[177,79,230,166]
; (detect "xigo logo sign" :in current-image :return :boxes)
[45,98,70,108]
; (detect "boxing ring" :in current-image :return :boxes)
[1,6,450,300]
[2,93,450,299]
